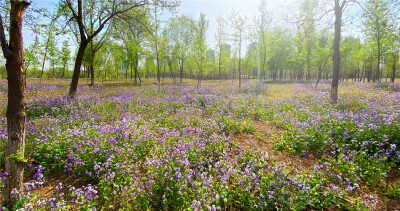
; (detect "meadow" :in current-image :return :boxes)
[0,80,399,210]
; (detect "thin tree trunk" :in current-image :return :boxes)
[360,62,364,82]
[130,57,133,85]
[307,38,311,81]
[238,32,242,89]
[168,59,175,84]
[331,0,344,104]
[62,64,65,79]
[135,52,139,84]
[125,64,128,84]
[377,25,381,82]
[40,38,50,84]
[90,63,94,86]
[179,58,184,83]
[316,48,332,88]
[138,69,142,83]
[219,53,221,84]
[52,60,55,80]
[392,53,397,83]
[162,62,166,81]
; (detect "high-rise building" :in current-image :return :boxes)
[248,43,257,59]
[222,44,231,58]
[209,49,215,59]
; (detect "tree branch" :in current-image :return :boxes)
[0,13,11,58]
[88,1,146,42]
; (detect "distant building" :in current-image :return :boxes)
[222,44,231,58]
[209,49,215,59]
[248,43,257,59]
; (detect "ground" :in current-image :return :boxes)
[0,79,400,210]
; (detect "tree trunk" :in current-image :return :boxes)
[377,25,381,83]
[40,38,50,84]
[316,48,332,88]
[0,1,30,206]
[162,62,166,81]
[135,53,139,84]
[219,53,221,84]
[52,60,55,80]
[307,38,311,81]
[125,64,128,84]
[179,58,184,83]
[62,65,65,79]
[130,58,133,85]
[360,63,364,82]
[331,0,344,104]
[392,53,397,83]
[69,40,89,96]
[137,68,142,83]
[90,63,94,86]
[238,32,242,89]
[168,59,175,84]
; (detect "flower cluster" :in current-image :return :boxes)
[0,82,398,210]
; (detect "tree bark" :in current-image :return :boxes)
[331,0,344,104]
[69,40,89,96]
[0,1,30,206]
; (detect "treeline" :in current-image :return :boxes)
[1,0,399,85]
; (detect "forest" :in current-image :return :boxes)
[0,0,400,210]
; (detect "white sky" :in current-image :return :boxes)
[166,0,287,48]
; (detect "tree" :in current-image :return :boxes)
[113,8,147,85]
[387,24,399,83]
[315,29,332,88]
[47,28,58,80]
[164,25,180,83]
[58,0,178,96]
[254,0,273,83]
[60,40,71,79]
[331,0,346,103]
[193,13,209,87]
[229,10,248,89]
[363,0,392,82]
[215,13,227,84]
[166,15,195,83]
[39,20,58,83]
[24,34,40,78]
[0,0,30,206]
[300,0,318,81]
[151,4,161,87]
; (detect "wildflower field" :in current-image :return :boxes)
[0,81,400,210]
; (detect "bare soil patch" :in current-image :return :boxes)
[231,120,320,175]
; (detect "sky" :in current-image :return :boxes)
[165,0,287,49]
[23,0,287,51]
